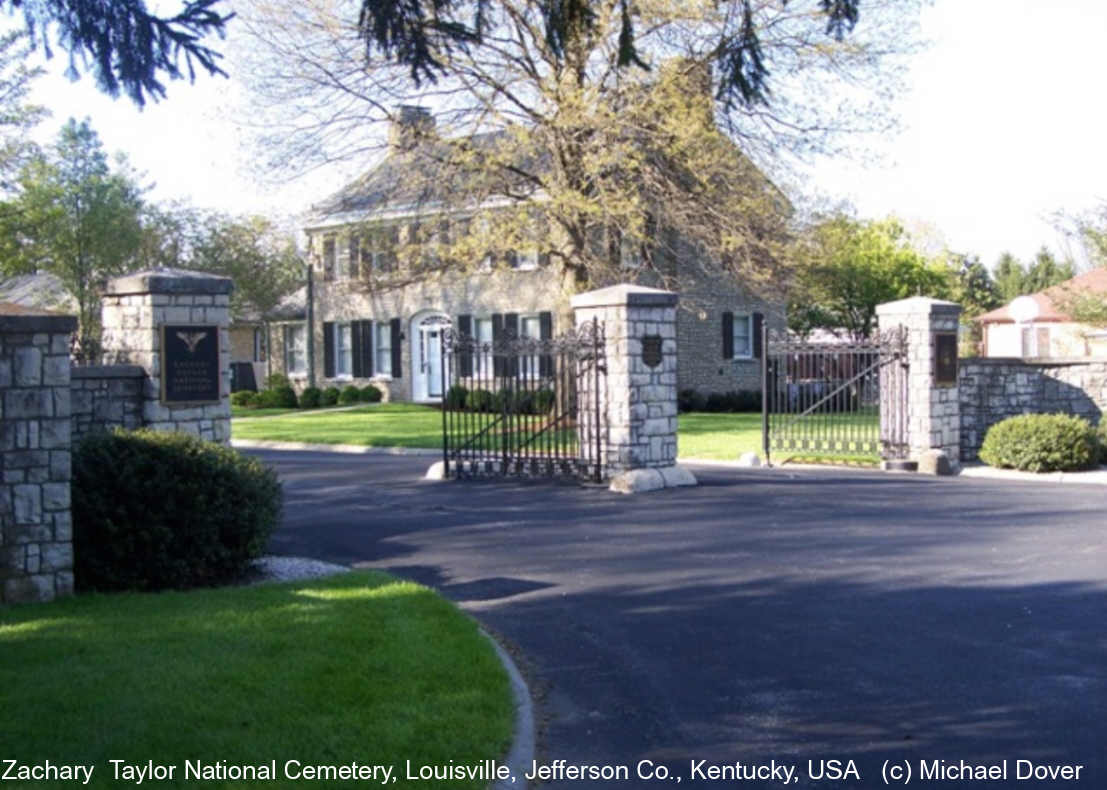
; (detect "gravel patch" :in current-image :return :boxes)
[246,555,351,584]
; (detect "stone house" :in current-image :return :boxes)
[266,108,784,402]
[975,267,1107,358]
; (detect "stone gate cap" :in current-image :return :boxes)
[570,282,678,309]
[875,296,961,316]
[0,301,78,333]
[105,268,234,296]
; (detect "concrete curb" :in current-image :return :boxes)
[482,630,535,790]
[231,439,441,456]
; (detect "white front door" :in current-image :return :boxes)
[412,314,450,402]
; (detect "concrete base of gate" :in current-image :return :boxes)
[917,449,957,476]
[424,461,447,480]
[609,465,698,494]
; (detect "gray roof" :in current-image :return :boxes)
[307,131,540,228]
[0,272,77,313]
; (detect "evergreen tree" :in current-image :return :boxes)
[9,0,231,106]
[2,118,145,360]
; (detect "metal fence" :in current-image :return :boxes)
[761,327,909,464]
[440,318,607,482]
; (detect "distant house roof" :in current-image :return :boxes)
[305,131,521,230]
[0,272,77,314]
[262,286,307,322]
[975,267,1107,324]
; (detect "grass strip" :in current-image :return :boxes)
[0,571,512,789]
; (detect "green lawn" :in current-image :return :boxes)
[0,571,512,789]
[231,404,876,463]
[233,403,444,448]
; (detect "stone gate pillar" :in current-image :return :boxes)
[876,297,962,471]
[100,269,233,443]
[570,284,696,493]
[0,307,78,603]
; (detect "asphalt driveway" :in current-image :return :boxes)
[252,450,1107,788]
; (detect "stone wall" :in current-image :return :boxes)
[876,297,963,462]
[71,365,145,441]
[101,269,232,443]
[572,284,679,473]
[0,310,78,604]
[959,357,1107,460]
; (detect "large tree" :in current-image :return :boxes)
[788,215,949,340]
[992,247,1075,303]
[238,0,919,299]
[137,202,303,322]
[8,0,232,106]
[1,118,145,360]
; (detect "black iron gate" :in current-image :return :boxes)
[440,318,607,482]
[761,327,909,465]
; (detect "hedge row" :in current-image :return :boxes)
[232,374,382,410]
[678,389,762,413]
[445,385,556,415]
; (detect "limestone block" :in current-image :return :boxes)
[13,345,42,386]
[4,573,54,603]
[13,485,41,524]
[53,511,72,542]
[39,541,72,572]
[918,448,954,476]
[42,482,69,511]
[55,571,74,596]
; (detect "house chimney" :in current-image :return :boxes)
[389,105,435,152]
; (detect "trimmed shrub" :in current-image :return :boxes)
[360,384,383,403]
[338,385,362,405]
[678,389,706,413]
[533,388,556,414]
[73,430,282,591]
[265,373,291,390]
[299,386,322,409]
[1097,420,1107,464]
[704,392,728,412]
[259,384,298,409]
[493,387,516,413]
[231,390,259,408]
[444,385,469,410]
[979,413,1098,473]
[320,387,340,407]
[466,389,494,412]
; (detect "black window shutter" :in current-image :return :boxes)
[354,320,373,377]
[722,312,734,360]
[492,313,504,377]
[323,322,335,378]
[752,313,764,360]
[457,315,473,377]
[351,320,363,377]
[389,319,402,378]
[505,313,519,376]
[539,311,553,377]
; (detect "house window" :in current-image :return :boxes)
[365,226,399,274]
[732,313,753,359]
[284,325,306,375]
[322,236,336,281]
[514,249,539,270]
[520,314,542,376]
[473,317,493,375]
[347,235,361,279]
[1021,325,1050,358]
[375,322,392,376]
[620,235,642,270]
[333,322,353,377]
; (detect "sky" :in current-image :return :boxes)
[18,0,1107,268]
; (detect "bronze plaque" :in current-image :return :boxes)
[162,324,221,404]
[934,332,958,386]
[642,335,663,368]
